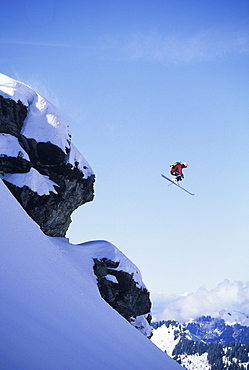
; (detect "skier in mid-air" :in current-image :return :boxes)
[161,161,194,195]
[170,162,188,183]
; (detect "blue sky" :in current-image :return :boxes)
[1,0,249,296]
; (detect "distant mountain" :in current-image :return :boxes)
[151,316,249,369]
[185,315,249,345]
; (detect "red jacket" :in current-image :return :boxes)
[170,163,186,176]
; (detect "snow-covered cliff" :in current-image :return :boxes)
[0,73,94,237]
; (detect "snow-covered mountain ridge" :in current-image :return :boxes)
[185,315,249,344]
[151,318,249,369]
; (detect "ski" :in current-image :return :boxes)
[161,174,195,196]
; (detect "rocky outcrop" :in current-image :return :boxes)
[0,92,94,237]
[93,257,152,337]
[0,75,152,338]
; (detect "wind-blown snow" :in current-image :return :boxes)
[0,180,182,369]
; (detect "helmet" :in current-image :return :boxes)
[183,162,188,167]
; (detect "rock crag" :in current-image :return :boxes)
[93,256,152,337]
[0,78,94,237]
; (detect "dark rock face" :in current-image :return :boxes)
[93,257,151,322]
[0,95,27,136]
[0,95,95,237]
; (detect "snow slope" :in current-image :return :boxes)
[0,180,182,370]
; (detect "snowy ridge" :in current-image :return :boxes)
[0,73,70,153]
[185,310,249,328]
[55,238,147,292]
[53,237,151,336]
[0,180,182,369]
[0,73,35,106]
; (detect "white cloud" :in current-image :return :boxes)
[0,39,82,49]
[2,23,248,65]
[12,73,61,109]
[157,280,249,323]
[117,25,249,64]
